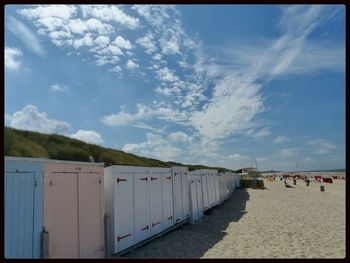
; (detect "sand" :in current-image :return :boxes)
[121,178,345,259]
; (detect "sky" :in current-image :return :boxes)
[4,4,345,172]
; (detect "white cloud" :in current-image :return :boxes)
[101,103,188,127]
[153,145,182,160]
[101,108,135,125]
[245,129,255,136]
[122,142,146,153]
[245,5,343,79]
[130,4,203,113]
[252,128,271,138]
[131,5,153,21]
[190,73,263,139]
[273,136,289,143]
[17,5,137,70]
[146,132,166,146]
[306,138,336,155]
[7,17,45,56]
[256,157,268,162]
[67,18,88,35]
[178,58,189,68]
[168,131,192,143]
[228,153,251,161]
[110,65,122,73]
[123,132,182,161]
[5,47,23,70]
[18,4,77,20]
[50,84,68,92]
[101,45,123,56]
[160,32,181,55]
[267,5,343,78]
[306,138,336,149]
[153,53,162,60]
[5,114,12,122]
[287,42,345,74]
[73,34,94,49]
[136,33,157,54]
[131,5,177,28]
[70,130,104,145]
[8,104,71,134]
[85,18,114,34]
[131,5,184,56]
[113,36,133,49]
[280,148,297,157]
[225,153,253,168]
[156,67,180,82]
[188,5,344,141]
[126,60,139,70]
[80,5,140,29]
[130,122,167,134]
[94,35,110,47]
[188,137,220,158]
[302,157,317,163]
[49,30,71,40]
[155,86,175,96]
[7,104,104,146]
[313,149,328,155]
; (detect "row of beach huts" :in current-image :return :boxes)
[4,156,241,259]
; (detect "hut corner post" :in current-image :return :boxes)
[104,213,110,259]
[40,227,49,259]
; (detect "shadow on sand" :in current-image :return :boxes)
[121,188,250,259]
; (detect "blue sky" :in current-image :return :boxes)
[4,4,345,171]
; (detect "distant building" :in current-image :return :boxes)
[235,167,257,173]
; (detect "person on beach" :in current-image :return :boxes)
[305,178,310,187]
[284,179,294,188]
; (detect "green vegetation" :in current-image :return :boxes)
[256,179,264,188]
[240,179,253,188]
[240,174,252,180]
[4,127,232,172]
[240,178,265,189]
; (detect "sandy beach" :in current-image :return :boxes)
[121,178,345,259]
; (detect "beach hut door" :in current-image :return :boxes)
[134,173,151,244]
[114,173,134,253]
[181,173,190,220]
[190,179,198,223]
[78,172,105,258]
[44,172,79,258]
[5,171,35,258]
[172,172,183,224]
[150,174,163,235]
[162,172,174,230]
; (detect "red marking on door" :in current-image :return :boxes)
[152,221,161,227]
[141,225,149,231]
[116,178,127,183]
[117,233,131,242]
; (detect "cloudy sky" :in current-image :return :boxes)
[5,5,345,171]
